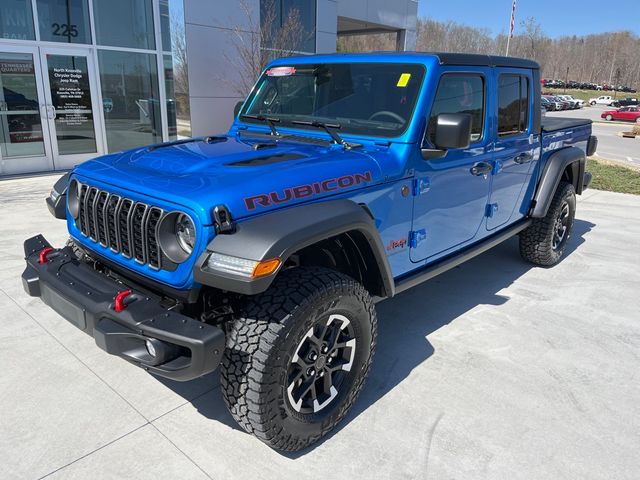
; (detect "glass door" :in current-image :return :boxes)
[39,46,104,169]
[0,46,54,175]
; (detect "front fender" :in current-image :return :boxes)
[193,200,393,296]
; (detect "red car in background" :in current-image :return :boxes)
[601,106,640,123]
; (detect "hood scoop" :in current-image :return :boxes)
[226,153,306,167]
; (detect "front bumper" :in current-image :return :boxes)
[22,235,224,381]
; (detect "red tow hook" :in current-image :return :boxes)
[114,290,133,313]
[39,247,55,264]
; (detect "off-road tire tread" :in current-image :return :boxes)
[520,181,575,266]
[220,267,377,451]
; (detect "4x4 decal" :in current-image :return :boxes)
[244,171,372,210]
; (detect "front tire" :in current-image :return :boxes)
[520,181,576,266]
[220,267,377,451]
[606,114,613,121]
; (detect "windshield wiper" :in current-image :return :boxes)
[241,114,282,136]
[291,120,355,148]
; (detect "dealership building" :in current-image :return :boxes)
[0,0,418,177]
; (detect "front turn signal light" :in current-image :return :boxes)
[252,258,281,278]
[206,253,281,278]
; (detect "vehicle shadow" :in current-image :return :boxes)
[159,219,595,455]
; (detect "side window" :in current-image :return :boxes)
[427,74,485,145]
[498,74,530,137]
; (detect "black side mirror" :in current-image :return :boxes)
[434,113,472,149]
[233,101,243,118]
[421,113,472,160]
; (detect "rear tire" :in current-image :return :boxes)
[606,114,613,121]
[520,181,576,266]
[636,117,640,124]
[220,267,377,451]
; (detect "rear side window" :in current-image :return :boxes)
[498,74,529,136]
[427,74,485,145]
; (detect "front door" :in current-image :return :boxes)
[39,46,103,170]
[410,70,493,263]
[0,44,103,175]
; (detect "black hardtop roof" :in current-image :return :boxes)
[426,52,540,69]
[285,51,540,70]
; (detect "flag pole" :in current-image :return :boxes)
[505,0,516,56]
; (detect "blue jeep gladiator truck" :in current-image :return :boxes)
[23,52,596,451]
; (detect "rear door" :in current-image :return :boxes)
[486,70,540,230]
[410,69,493,262]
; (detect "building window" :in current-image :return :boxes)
[161,0,189,137]
[0,0,35,41]
[498,74,530,137]
[163,54,177,140]
[159,0,171,52]
[261,0,316,54]
[36,0,92,44]
[97,50,161,152]
[92,0,155,50]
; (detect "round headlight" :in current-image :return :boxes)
[158,211,197,264]
[176,213,196,254]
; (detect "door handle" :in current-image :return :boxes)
[514,152,533,164]
[470,161,493,176]
[41,105,56,120]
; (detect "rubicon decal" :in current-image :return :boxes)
[244,171,372,210]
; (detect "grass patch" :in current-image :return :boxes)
[587,157,640,195]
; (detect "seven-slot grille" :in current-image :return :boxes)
[76,183,164,269]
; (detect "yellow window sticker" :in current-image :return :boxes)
[397,73,411,87]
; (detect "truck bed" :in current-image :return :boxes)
[541,117,592,132]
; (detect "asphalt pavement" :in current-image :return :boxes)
[545,104,640,165]
[1,174,639,479]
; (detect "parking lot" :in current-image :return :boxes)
[1,175,639,479]
[546,104,640,165]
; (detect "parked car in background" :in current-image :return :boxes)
[543,95,564,110]
[601,106,640,123]
[589,95,613,106]
[552,96,571,110]
[557,95,583,109]
[541,96,556,111]
[611,97,639,108]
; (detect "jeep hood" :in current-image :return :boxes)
[73,135,383,223]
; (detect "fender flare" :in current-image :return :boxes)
[531,146,585,218]
[46,173,70,220]
[193,200,394,297]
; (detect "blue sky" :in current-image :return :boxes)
[417,0,640,37]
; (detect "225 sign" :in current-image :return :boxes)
[52,23,79,38]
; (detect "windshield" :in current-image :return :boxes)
[240,62,426,138]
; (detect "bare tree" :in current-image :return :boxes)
[225,0,309,96]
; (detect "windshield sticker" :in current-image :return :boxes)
[266,66,296,77]
[397,73,411,87]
